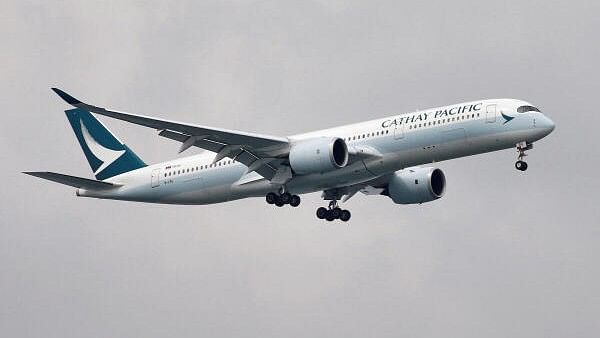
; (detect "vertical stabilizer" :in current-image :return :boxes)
[65,108,146,180]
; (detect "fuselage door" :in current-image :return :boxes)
[394,123,405,139]
[486,104,497,123]
[151,168,162,188]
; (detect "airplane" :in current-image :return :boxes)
[25,88,555,222]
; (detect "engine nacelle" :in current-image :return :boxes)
[289,137,349,174]
[386,167,446,204]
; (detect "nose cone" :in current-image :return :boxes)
[538,115,555,134]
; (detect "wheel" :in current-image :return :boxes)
[515,160,528,171]
[289,195,301,207]
[340,210,351,222]
[325,210,335,221]
[266,192,277,204]
[280,192,292,204]
[331,207,341,219]
[316,207,327,219]
[275,196,284,207]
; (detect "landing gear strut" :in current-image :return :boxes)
[515,142,532,172]
[266,191,301,207]
[316,200,351,222]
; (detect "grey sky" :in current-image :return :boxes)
[1,1,599,337]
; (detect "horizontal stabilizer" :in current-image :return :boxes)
[23,172,120,190]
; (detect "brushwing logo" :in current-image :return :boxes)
[501,112,515,124]
[80,119,125,175]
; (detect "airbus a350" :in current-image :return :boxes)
[25,88,555,222]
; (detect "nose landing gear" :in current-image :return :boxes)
[316,200,351,222]
[515,142,533,171]
[515,160,528,171]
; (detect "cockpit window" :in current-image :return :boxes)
[517,105,540,113]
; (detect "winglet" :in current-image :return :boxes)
[51,88,81,105]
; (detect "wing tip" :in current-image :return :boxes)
[51,88,81,105]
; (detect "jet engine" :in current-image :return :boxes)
[385,167,446,204]
[289,137,349,174]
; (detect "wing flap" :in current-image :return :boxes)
[158,129,280,180]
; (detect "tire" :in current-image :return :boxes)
[266,192,277,204]
[280,192,292,204]
[290,195,301,207]
[340,210,351,222]
[325,210,335,222]
[316,207,327,219]
[331,207,341,219]
[515,160,528,171]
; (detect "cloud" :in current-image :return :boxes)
[2,1,599,338]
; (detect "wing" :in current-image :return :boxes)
[52,88,290,180]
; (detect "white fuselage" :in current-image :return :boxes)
[78,99,555,204]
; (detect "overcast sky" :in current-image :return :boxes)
[1,1,599,338]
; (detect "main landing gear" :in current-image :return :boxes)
[266,192,301,207]
[515,141,533,172]
[316,200,351,222]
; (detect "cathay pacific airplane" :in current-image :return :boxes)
[25,88,555,221]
